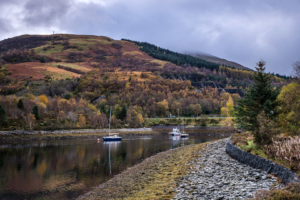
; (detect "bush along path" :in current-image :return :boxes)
[172,139,283,200]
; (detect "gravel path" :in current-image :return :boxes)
[172,139,283,200]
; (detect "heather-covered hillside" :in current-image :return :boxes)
[0,34,292,130]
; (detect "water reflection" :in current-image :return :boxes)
[103,141,121,174]
[0,134,225,200]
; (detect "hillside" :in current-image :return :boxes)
[188,53,252,71]
[0,34,291,130]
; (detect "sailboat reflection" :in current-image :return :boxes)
[103,141,121,174]
[170,135,189,149]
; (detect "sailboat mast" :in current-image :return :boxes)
[109,107,111,135]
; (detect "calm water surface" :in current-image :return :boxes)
[0,133,224,200]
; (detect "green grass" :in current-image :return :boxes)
[69,39,98,50]
[48,63,91,72]
[35,44,64,55]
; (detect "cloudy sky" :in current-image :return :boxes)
[0,0,299,75]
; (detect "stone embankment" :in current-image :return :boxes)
[0,128,153,135]
[172,139,283,200]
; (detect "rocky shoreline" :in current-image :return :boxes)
[77,138,284,200]
[172,139,283,200]
[0,128,153,135]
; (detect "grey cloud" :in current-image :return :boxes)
[22,0,72,26]
[0,18,11,34]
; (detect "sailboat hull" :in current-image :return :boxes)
[103,137,122,141]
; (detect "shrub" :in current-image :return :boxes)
[253,182,300,200]
[256,111,280,144]
[65,93,72,100]
[111,43,122,49]
[141,72,150,78]
[210,119,219,126]
[266,136,300,171]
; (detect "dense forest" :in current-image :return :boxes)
[122,39,291,80]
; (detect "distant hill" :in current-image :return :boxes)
[188,53,253,71]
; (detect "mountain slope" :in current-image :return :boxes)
[187,53,252,71]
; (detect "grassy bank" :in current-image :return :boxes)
[78,141,211,200]
[146,117,235,127]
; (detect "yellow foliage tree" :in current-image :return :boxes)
[27,93,36,100]
[88,103,97,112]
[277,82,300,135]
[137,114,144,124]
[158,99,169,116]
[78,114,86,127]
[226,96,234,116]
[221,107,229,117]
[39,94,49,104]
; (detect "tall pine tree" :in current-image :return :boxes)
[234,60,279,143]
[0,104,8,126]
[17,99,24,110]
[120,105,127,120]
[32,105,41,120]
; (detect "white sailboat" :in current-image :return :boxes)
[180,118,189,138]
[103,107,122,141]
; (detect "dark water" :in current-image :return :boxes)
[0,133,224,200]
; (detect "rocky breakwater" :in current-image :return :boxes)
[172,139,283,200]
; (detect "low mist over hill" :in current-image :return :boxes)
[188,52,252,71]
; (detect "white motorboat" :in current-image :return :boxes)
[169,127,181,136]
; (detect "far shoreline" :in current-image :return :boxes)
[0,126,234,141]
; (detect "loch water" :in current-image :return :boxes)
[0,132,225,200]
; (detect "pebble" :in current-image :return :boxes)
[172,139,283,200]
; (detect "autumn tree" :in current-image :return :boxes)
[27,93,36,100]
[32,105,41,120]
[25,113,35,130]
[277,81,300,135]
[67,111,77,126]
[78,114,86,127]
[58,111,66,121]
[225,96,234,116]
[90,110,101,128]
[194,104,202,117]
[157,99,169,117]
[39,94,49,104]
[114,104,122,119]
[137,113,144,125]
[0,103,8,126]
[234,60,279,144]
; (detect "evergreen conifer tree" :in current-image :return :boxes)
[17,99,24,110]
[234,60,279,143]
[0,104,8,126]
[120,105,127,120]
[32,105,41,120]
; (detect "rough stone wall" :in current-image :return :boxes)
[226,139,298,185]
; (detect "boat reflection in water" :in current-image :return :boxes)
[102,141,121,174]
[170,135,188,149]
